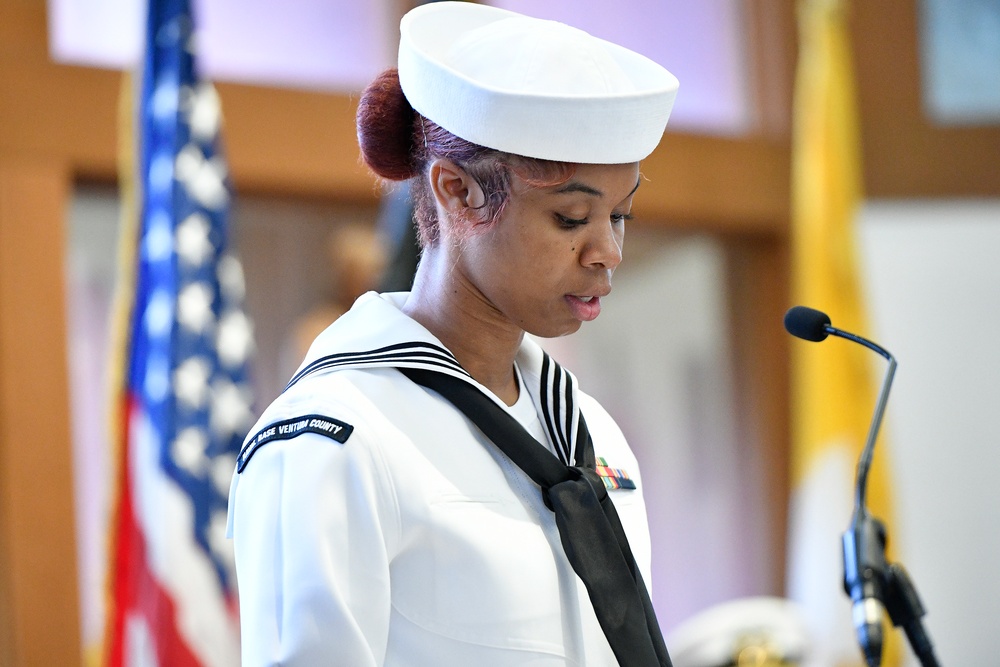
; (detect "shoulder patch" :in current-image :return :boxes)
[237,414,354,473]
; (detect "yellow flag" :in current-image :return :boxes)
[786,0,900,664]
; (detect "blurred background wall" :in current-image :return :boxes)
[2,0,999,665]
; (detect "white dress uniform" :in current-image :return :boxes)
[228,291,655,666]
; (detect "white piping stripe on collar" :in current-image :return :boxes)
[285,341,468,392]
[284,341,579,466]
[539,353,579,466]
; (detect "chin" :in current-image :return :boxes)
[527,320,583,339]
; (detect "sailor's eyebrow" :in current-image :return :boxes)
[551,177,642,199]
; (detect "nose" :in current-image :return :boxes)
[581,219,623,271]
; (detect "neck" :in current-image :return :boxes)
[403,246,523,406]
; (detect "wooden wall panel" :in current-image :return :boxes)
[725,233,792,595]
[851,1,1000,197]
[0,5,794,220]
[0,159,81,666]
[638,133,790,233]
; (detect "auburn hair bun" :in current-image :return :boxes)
[356,68,420,181]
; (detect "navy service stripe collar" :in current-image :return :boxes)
[284,340,578,466]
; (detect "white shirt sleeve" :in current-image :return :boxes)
[230,420,398,666]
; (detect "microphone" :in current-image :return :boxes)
[784,305,896,666]
[783,304,831,342]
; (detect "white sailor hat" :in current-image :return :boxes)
[666,597,812,667]
[397,1,679,164]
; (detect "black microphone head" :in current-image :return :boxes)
[784,305,832,342]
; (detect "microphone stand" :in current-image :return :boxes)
[828,325,941,667]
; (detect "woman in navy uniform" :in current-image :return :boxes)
[229,3,679,665]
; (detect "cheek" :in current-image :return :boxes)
[527,241,577,279]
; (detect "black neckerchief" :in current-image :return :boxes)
[400,367,672,667]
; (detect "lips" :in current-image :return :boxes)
[566,294,603,321]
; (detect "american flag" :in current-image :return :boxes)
[105,0,252,664]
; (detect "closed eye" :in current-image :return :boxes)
[557,213,633,228]
[556,214,588,228]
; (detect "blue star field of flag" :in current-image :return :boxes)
[128,0,254,594]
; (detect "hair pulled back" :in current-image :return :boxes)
[357,68,573,247]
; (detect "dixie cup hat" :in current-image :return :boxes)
[397,2,680,164]
[666,596,811,667]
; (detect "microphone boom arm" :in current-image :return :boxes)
[786,308,941,667]
[823,324,896,509]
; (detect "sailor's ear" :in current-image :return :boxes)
[428,158,486,212]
